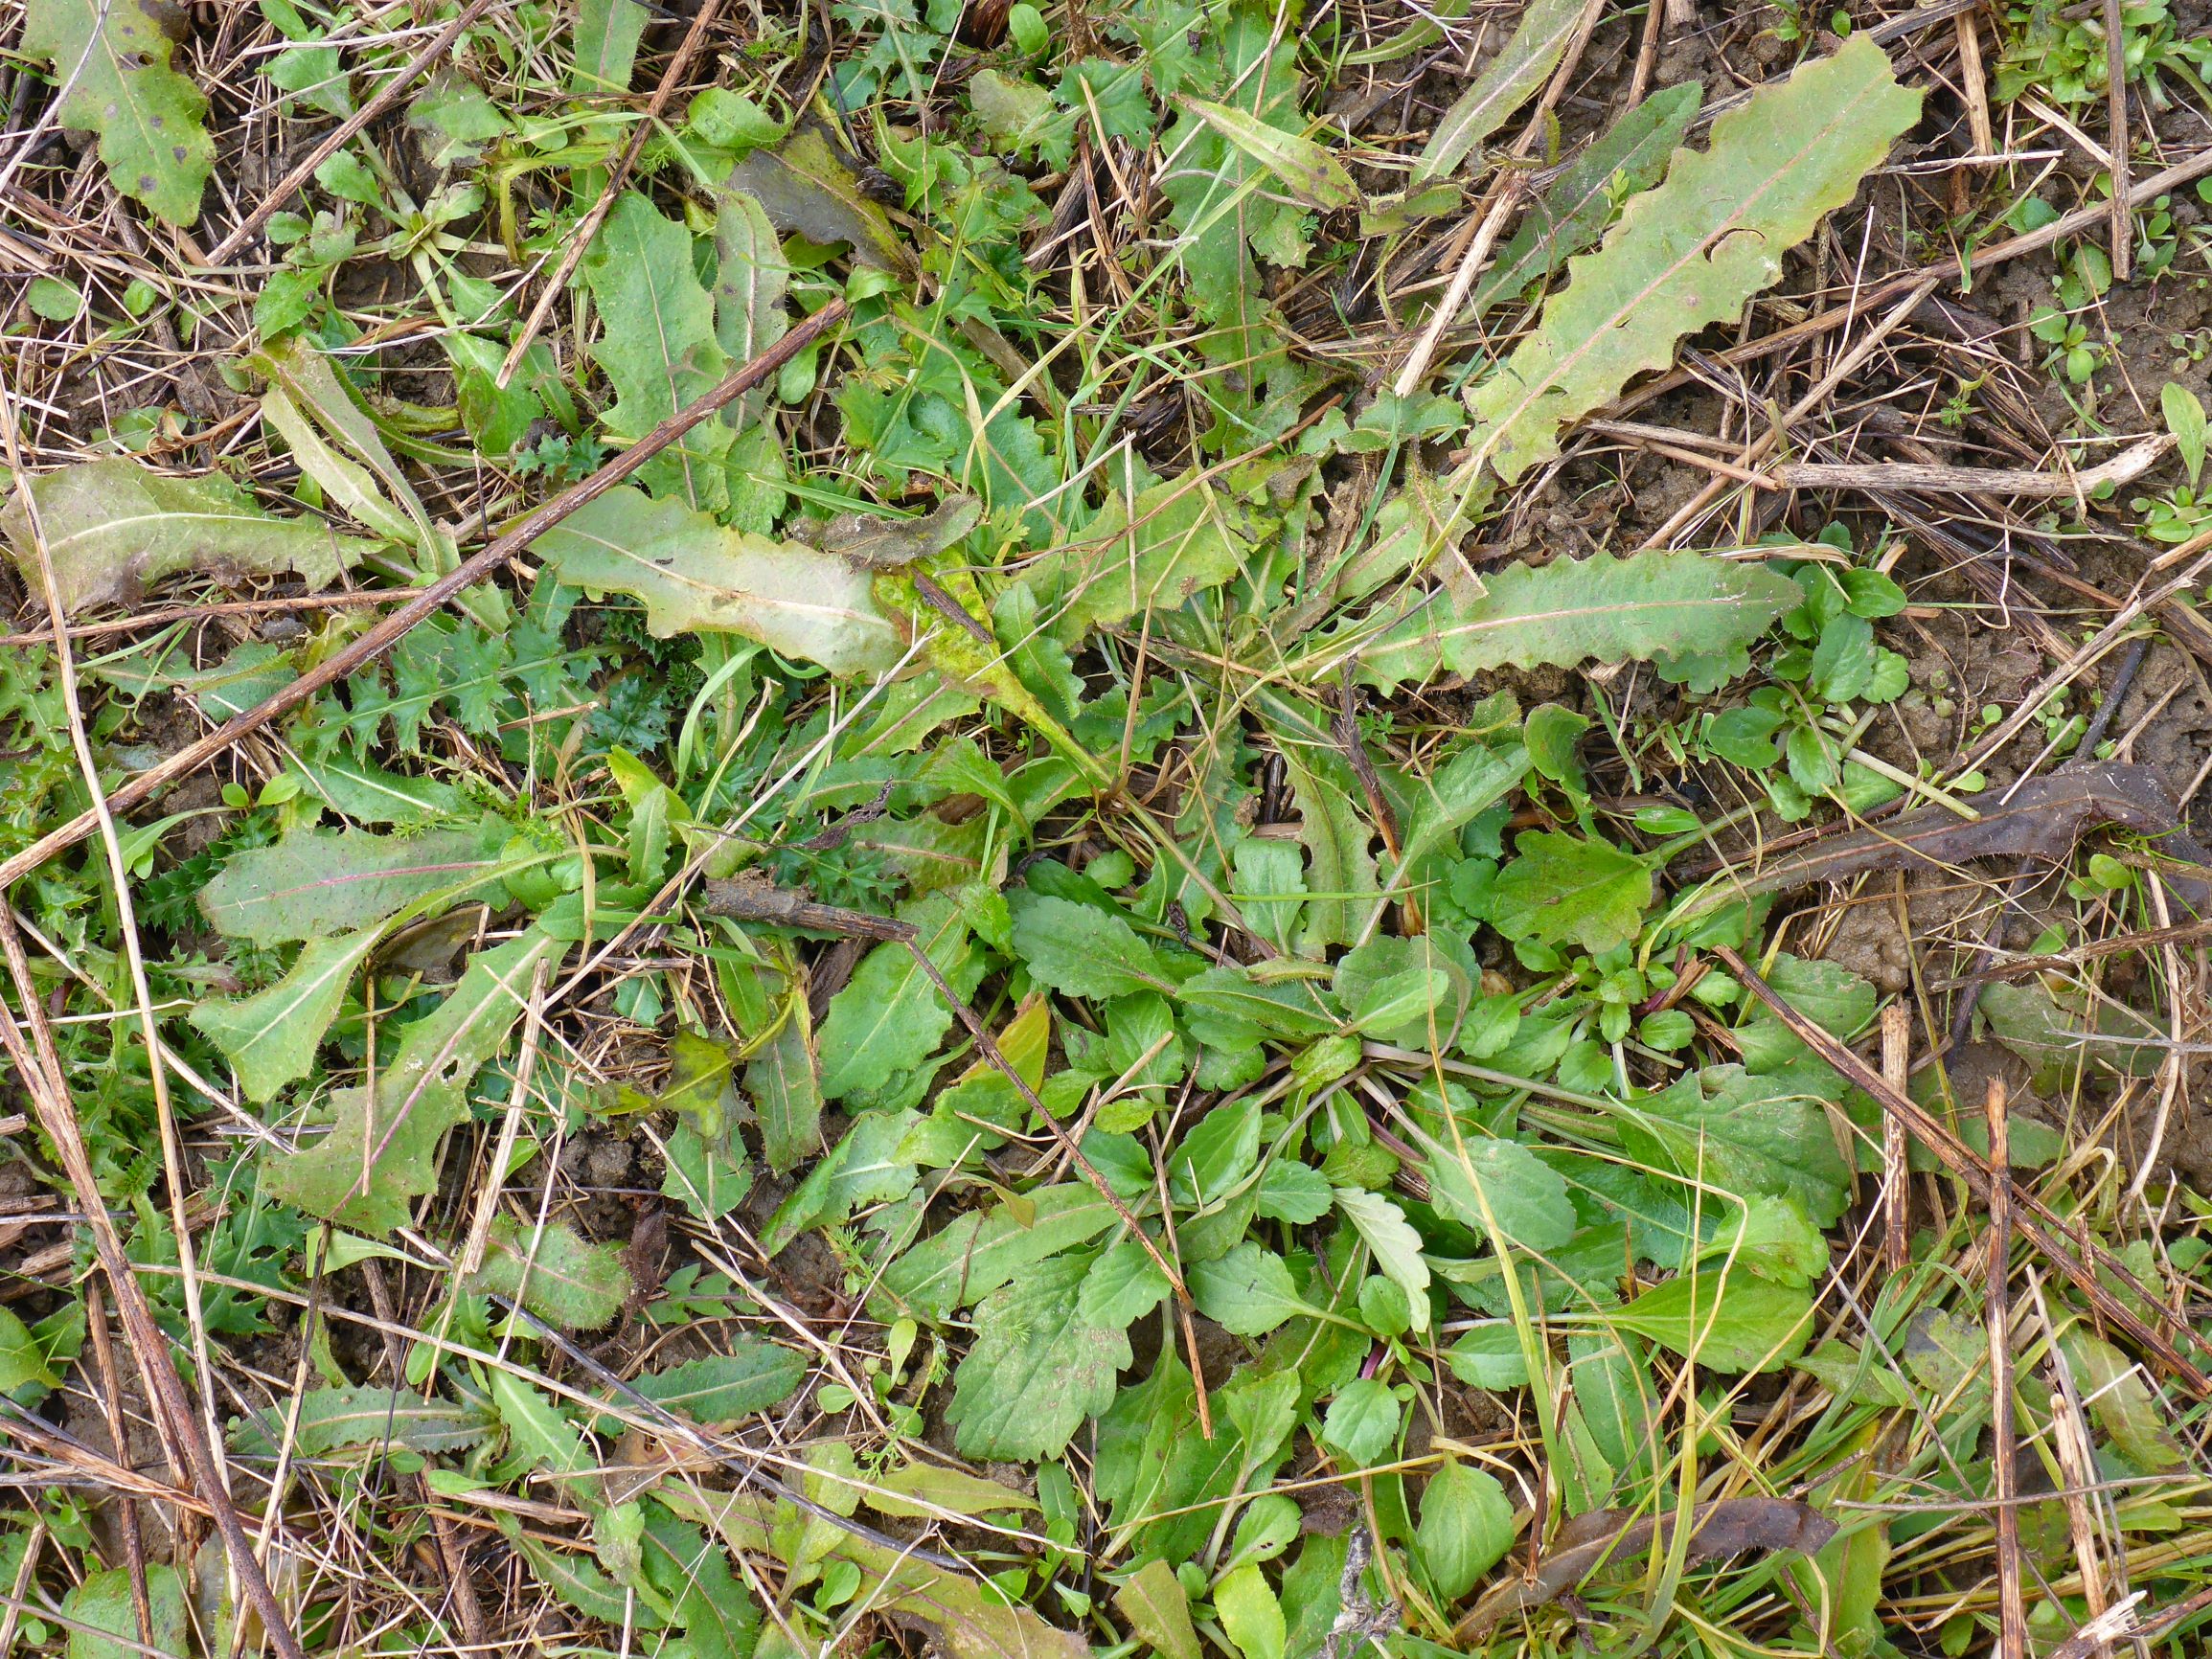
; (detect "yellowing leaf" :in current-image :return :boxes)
[535,486,904,674]
[1465,35,1920,482]
[23,0,213,226]
[0,458,375,617]
[1183,98,1358,211]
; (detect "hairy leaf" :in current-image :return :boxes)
[1411,0,1587,183]
[712,186,789,422]
[198,822,508,945]
[728,126,913,275]
[629,1344,808,1425]
[535,487,902,674]
[232,1386,492,1459]
[191,930,379,1102]
[23,0,213,226]
[946,1254,1129,1460]
[1609,1270,1814,1373]
[1464,35,1920,482]
[1,458,373,617]
[1116,1558,1202,1659]
[1011,894,1175,1000]
[1617,1063,1854,1228]
[876,1183,1122,1321]
[1417,1461,1516,1600]
[1422,1131,1577,1250]
[1351,550,1802,690]
[746,996,823,1176]
[1491,830,1653,953]
[468,1216,631,1330]
[267,927,563,1229]
[62,1565,188,1659]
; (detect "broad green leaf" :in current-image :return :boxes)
[728,127,913,275]
[1215,1562,1286,1659]
[267,926,563,1229]
[1190,1242,1306,1336]
[536,487,903,676]
[1608,1269,1814,1373]
[1011,894,1174,1000]
[1183,98,1357,211]
[1334,1188,1431,1318]
[2164,381,2207,489]
[946,1254,1129,1460]
[23,0,213,226]
[286,753,464,824]
[1491,830,1652,953]
[1116,1557,1201,1659]
[746,995,823,1175]
[1446,1324,1531,1389]
[2063,1329,2187,1472]
[1978,978,2166,1079]
[0,1307,57,1392]
[1734,954,1877,1072]
[1464,35,1921,482]
[1416,1460,1516,1599]
[876,1183,1122,1321]
[713,186,790,392]
[1320,1377,1401,1467]
[198,822,507,945]
[1080,1239,1174,1329]
[1411,0,1586,183]
[1256,1158,1334,1224]
[1422,1131,1577,1250]
[573,0,648,93]
[232,1386,492,1458]
[467,1216,631,1330]
[63,1565,188,1659]
[1021,469,1255,643]
[1352,551,1803,691]
[191,930,378,1101]
[581,194,733,508]
[1471,82,1702,312]
[758,1107,918,1251]
[1175,967,1340,1038]
[661,1124,754,1222]
[817,892,980,1102]
[1618,1062,1854,1228]
[640,1504,759,1659]
[628,1344,808,1425]
[1,457,373,617]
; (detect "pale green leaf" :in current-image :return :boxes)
[1421,1131,1577,1251]
[0,457,373,617]
[1618,1062,1854,1228]
[746,996,823,1175]
[867,1463,1041,1520]
[1352,550,1803,691]
[1334,1187,1431,1317]
[63,1565,188,1659]
[1411,0,1587,183]
[946,1254,1129,1460]
[23,0,213,226]
[535,486,903,675]
[190,929,378,1102]
[1022,469,1255,643]
[468,1216,631,1330]
[573,0,648,94]
[1183,98,1357,211]
[1215,1562,1286,1659]
[198,822,506,945]
[816,892,980,1102]
[876,1183,1121,1321]
[2163,381,2207,489]
[1491,829,1653,952]
[1320,1377,1401,1467]
[1190,1241,1306,1337]
[0,1307,57,1392]
[1080,1239,1174,1329]
[1609,1269,1814,1373]
[1011,895,1175,1000]
[629,1344,808,1425]
[1464,35,1921,482]
[231,1386,492,1459]
[712,186,790,374]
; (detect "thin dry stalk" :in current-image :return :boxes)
[1880,1003,1911,1273]
[1984,1078,2026,1659]
[2102,0,2132,282]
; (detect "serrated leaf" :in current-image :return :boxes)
[0,1307,57,1393]
[1491,829,1653,952]
[1183,98,1357,211]
[712,186,790,404]
[817,891,981,1102]
[535,486,902,674]
[231,1386,492,1459]
[728,126,913,275]
[1353,550,1803,691]
[191,929,378,1102]
[267,926,563,1229]
[198,822,507,945]
[1471,82,1702,313]
[1216,1562,1286,1659]
[1334,1188,1431,1320]
[468,1216,630,1330]
[1011,894,1174,1000]
[1411,0,1586,184]
[876,1183,1122,1321]
[1618,1062,1854,1228]
[490,1369,594,1489]
[946,1254,1129,1460]
[1421,1131,1577,1251]
[1021,469,1255,643]
[1465,35,1920,483]
[1080,1239,1174,1329]
[629,1345,808,1425]
[23,0,213,226]
[0,458,374,617]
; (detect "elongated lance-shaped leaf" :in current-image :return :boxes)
[1334,550,1803,691]
[191,931,380,1102]
[23,0,214,226]
[1410,0,1589,184]
[1464,34,1920,483]
[467,1216,631,1329]
[572,0,648,93]
[1181,98,1358,211]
